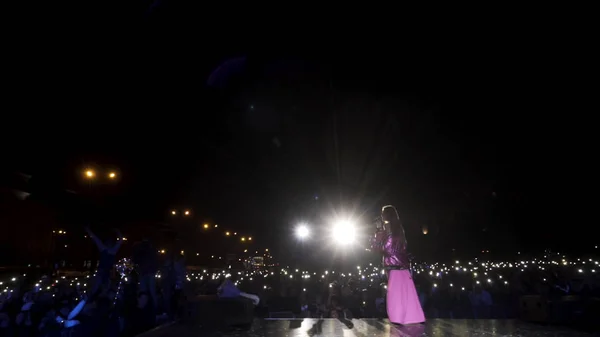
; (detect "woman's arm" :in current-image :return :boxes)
[370,230,389,255]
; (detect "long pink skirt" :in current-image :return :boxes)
[387,269,425,324]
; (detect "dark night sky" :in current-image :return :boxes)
[2,5,596,261]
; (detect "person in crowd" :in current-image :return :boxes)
[132,239,158,311]
[85,226,123,298]
[160,251,177,319]
[217,276,260,305]
[371,205,425,325]
[171,252,186,316]
[124,292,156,336]
[469,284,493,318]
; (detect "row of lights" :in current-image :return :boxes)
[84,169,117,179]
[52,230,128,241]
[171,210,191,216]
[156,247,269,257]
[171,210,253,242]
[294,220,355,245]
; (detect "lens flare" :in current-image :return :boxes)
[296,225,310,239]
[332,220,355,244]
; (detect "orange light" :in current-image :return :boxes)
[203,224,209,229]
[85,170,95,178]
[108,172,116,179]
[225,232,230,236]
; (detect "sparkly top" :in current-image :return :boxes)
[371,230,410,269]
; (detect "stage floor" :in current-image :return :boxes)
[139,318,599,337]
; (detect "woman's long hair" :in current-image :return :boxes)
[381,205,407,248]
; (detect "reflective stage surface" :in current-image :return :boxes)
[139,319,598,337]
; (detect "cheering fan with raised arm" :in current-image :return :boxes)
[86,226,123,297]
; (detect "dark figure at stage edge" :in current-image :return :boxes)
[371,205,426,324]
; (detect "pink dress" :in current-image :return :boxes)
[371,230,425,324]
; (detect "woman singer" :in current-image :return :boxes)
[371,205,425,324]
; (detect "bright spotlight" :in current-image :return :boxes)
[332,220,356,244]
[296,225,310,239]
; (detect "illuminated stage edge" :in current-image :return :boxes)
[137,318,597,337]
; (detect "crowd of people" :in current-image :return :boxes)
[0,227,188,337]
[222,253,599,324]
[0,225,598,336]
